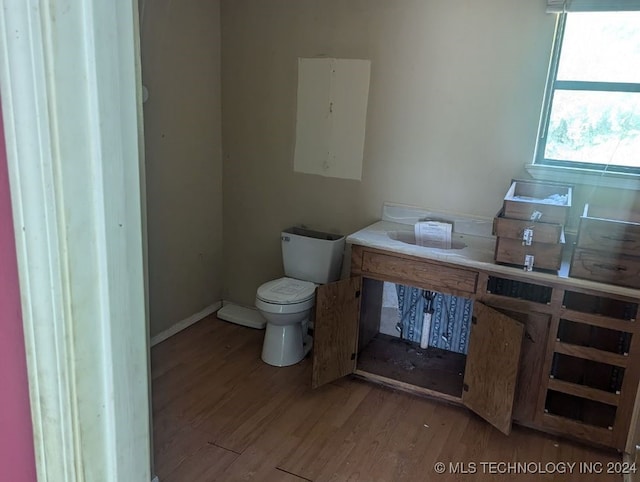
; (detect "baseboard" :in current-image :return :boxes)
[151,476,160,482]
[150,301,222,347]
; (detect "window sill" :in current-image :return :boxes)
[525,163,640,190]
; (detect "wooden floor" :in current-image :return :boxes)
[151,315,623,481]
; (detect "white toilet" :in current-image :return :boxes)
[255,227,345,367]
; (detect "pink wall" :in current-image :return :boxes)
[0,107,37,480]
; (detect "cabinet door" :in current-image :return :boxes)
[482,306,551,424]
[462,302,524,435]
[312,277,362,388]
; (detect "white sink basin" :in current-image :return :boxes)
[387,230,467,250]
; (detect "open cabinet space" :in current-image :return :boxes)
[356,333,467,399]
[312,242,640,452]
[313,271,526,435]
[356,279,468,399]
[541,288,638,447]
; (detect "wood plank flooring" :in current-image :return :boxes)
[151,315,623,481]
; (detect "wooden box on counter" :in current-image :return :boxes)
[503,180,572,225]
[493,178,571,272]
[493,225,565,271]
[493,209,563,245]
[570,204,640,289]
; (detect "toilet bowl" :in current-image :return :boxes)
[255,277,316,367]
[255,227,345,367]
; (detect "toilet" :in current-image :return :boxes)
[255,227,345,367]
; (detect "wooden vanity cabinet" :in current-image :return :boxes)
[311,244,640,452]
[312,246,527,436]
[538,287,640,451]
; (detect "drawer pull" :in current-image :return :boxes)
[593,263,627,272]
[520,227,534,246]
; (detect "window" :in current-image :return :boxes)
[535,10,640,174]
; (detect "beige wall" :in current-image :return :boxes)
[221,0,558,305]
[141,0,223,337]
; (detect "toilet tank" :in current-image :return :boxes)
[281,227,345,284]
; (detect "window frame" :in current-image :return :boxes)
[534,12,640,175]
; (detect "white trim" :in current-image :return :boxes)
[525,163,640,190]
[622,452,637,482]
[0,1,150,481]
[150,302,222,347]
[0,5,76,480]
[547,0,640,12]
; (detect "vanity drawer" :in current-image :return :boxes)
[570,248,640,289]
[360,250,478,295]
[576,204,640,257]
[503,180,572,225]
[494,236,564,272]
[493,211,563,245]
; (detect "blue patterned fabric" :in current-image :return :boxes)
[428,293,472,354]
[395,284,472,355]
[395,284,426,343]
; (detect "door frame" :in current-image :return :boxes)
[0,1,150,481]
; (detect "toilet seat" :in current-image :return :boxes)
[256,277,316,304]
[256,277,316,315]
[255,296,315,314]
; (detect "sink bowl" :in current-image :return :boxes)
[387,231,467,250]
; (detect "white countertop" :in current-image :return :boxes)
[347,220,496,267]
[347,219,640,300]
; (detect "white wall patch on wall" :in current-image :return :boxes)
[293,58,371,181]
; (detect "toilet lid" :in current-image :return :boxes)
[257,277,316,304]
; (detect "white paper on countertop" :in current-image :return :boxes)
[414,221,452,249]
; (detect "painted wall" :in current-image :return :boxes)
[140,0,223,337]
[221,0,558,305]
[0,108,37,480]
